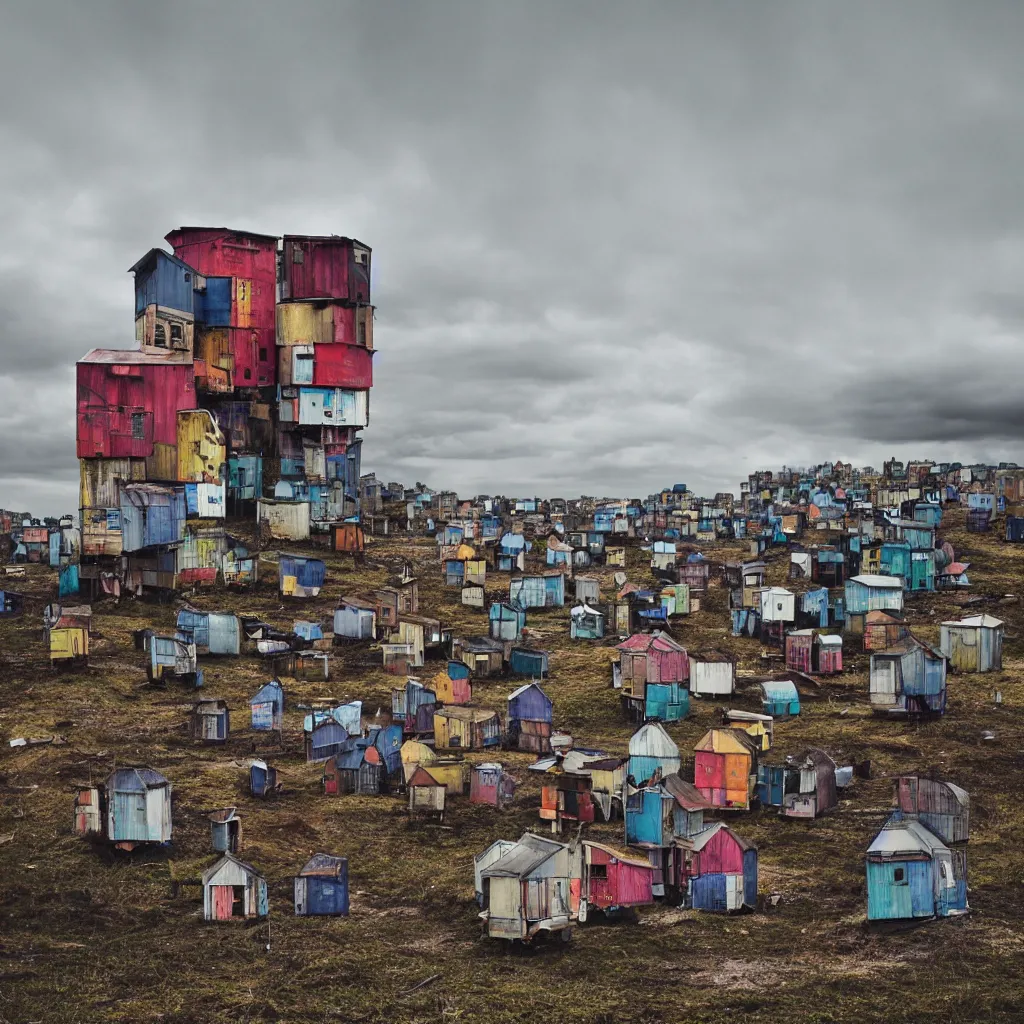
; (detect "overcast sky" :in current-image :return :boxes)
[3,2,1024,516]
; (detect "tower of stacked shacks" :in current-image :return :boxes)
[75,228,374,598]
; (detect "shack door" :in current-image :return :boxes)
[873,659,897,701]
[725,873,744,911]
[526,879,551,922]
[211,885,235,920]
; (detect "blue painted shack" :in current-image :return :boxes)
[628,722,681,786]
[119,484,187,552]
[294,854,349,916]
[644,681,689,722]
[869,636,947,716]
[104,767,172,849]
[323,737,381,795]
[0,590,25,616]
[391,679,437,735]
[293,620,324,642]
[175,609,241,655]
[209,808,241,853]
[148,634,202,687]
[686,823,758,913]
[490,601,526,641]
[370,724,404,786]
[760,680,800,718]
[625,774,710,846]
[497,532,527,572]
[913,503,943,526]
[507,682,553,753]
[280,555,326,598]
[334,596,376,640]
[1006,516,1024,542]
[866,817,968,921]
[304,716,351,763]
[58,565,79,598]
[130,248,200,318]
[249,680,284,731]
[844,575,905,625]
[509,573,565,609]
[509,647,549,678]
[228,456,263,503]
[570,603,605,639]
[250,759,281,797]
[967,492,994,511]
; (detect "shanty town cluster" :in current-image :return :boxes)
[3,233,1019,938]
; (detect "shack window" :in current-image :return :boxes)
[244,368,252,381]
[170,323,184,348]
[590,863,608,879]
[259,347,268,361]
[893,868,906,884]
[153,323,167,348]
[357,316,366,347]
[131,413,145,440]
[354,247,369,265]
[292,246,304,264]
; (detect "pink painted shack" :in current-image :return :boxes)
[580,841,654,918]
[76,350,196,460]
[164,226,279,387]
[469,762,516,809]
[616,630,688,701]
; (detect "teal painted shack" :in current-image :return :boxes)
[625,774,711,846]
[866,817,968,921]
[760,680,800,718]
[644,681,689,722]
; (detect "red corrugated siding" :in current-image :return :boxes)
[77,362,194,458]
[312,344,373,389]
[695,751,724,790]
[698,828,744,874]
[282,236,370,303]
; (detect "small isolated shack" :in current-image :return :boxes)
[760,680,800,719]
[191,699,229,744]
[148,634,201,687]
[694,729,758,811]
[939,615,1004,673]
[570,603,605,639]
[434,706,502,751]
[758,749,838,818]
[334,596,377,640]
[470,762,516,809]
[103,767,172,849]
[580,841,654,918]
[175,609,241,655]
[407,766,446,821]
[249,680,284,732]
[689,650,736,698]
[294,854,349,916]
[477,833,578,942]
[489,601,526,642]
[628,721,681,785]
[507,683,553,753]
[509,646,550,678]
[574,576,601,605]
[509,572,565,609]
[866,818,967,921]
[209,808,241,853]
[869,636,947,716]
[250,759,281,797]
[461,582,486,608]
[49,605,91,668]
[279,554,326,598]
[203,853,268,921]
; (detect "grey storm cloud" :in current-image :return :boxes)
[3,1,1024,514]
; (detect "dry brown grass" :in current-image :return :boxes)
[1,507,1024,1022]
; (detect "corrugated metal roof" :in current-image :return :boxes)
[617,630,685,654]
[690,821,755,853]
[867,817,948,857]
[298,853,346,877]
[78,348,192,365]
[943,613,1002,628]
[694,728,757,755]
[480,833,566,879]
[662,773,714,810]
[850,574,904,589]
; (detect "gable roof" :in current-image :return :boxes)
[202,852,264,884]
[867,817,949,857]
[661,772,714,811]
[407,766,445,788]
[617,630,685,655]
[694,728,758,756]
[942,613,1003,628]
[480,833,566,879]
[690,821,755,853]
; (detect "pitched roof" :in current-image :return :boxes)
[661,773,714,811]
[694,728,758,756]
[849,574,904,589]
[480,833,566,879]
[617,630,685,655]
[942,613,1003,628]
[690,821,755,853]
[867,817,949,857]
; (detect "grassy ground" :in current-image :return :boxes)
[2,507,1024,1023]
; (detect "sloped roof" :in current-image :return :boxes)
[583,840,654,870]
[867,817,948,857]
[694,728,758,756]
[617,630,685,655]
[298,853,346,877]
[201,852,264,884]
[849,574,904,589]
[435,705,500,723]
[690,821,755,853]
[106,767,169,791]
[942,613,1003,628]
[480,833,566,879]
[407,766,445,788]
[662,772,714,811]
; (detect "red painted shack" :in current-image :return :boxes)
[280,235,372,303]
[470,762,516,809]
[581,841,654,914]
[815,634,843,674]
[76,350,196,459]
[785,629,814,673]
[680,822,758,912]
[165,227,278,386]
